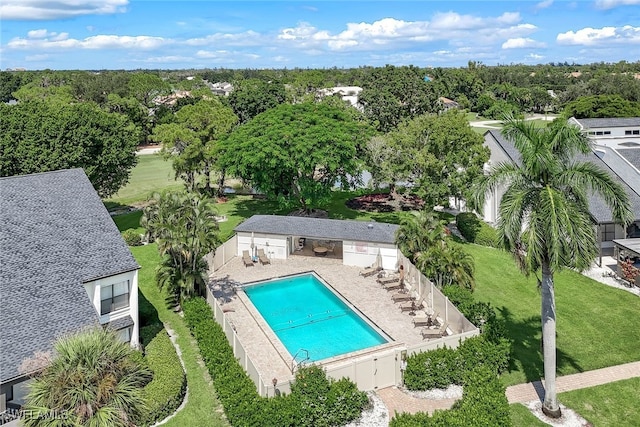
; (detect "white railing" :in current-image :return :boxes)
[396,251,478,335]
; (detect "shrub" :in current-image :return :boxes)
[441,285,474,306]
[391,367,512,427]
[123,229,142,246]
[404,346,459,390]
[455,213,499,248]
[140,328,186,426]
[182,297,368,427]
[456,212,481,242]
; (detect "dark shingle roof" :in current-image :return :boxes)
[108,315,134,331]
[484,131,640,223]
[0,169,139,383]
[573,117,640,129]
[235,215,399,244]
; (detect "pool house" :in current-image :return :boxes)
[205,215,479,397]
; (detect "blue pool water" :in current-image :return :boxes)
[244,273,388,362]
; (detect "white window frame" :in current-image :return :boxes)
[100,280,130,315]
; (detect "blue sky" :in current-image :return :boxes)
[1,1,640,70]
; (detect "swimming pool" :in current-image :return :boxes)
[244,273,389,362]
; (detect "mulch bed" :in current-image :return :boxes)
[346,193,424,213]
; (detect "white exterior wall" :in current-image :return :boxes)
[237,233,289,260]
[482,135,513,224]
[83,269,140,347]
[343,241,398,270]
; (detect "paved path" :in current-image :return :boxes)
[377,361,640,417]
[506,360,640,404]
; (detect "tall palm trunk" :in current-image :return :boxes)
[541,261,561,417]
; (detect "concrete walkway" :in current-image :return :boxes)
[377,360,640,416]
[506,360,640,404]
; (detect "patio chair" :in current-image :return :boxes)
[382,279,402,291]
[257,248,270,265]
[399,293,425,312]
[412,311,439,327]
[421,322,449,340]
[242,250,254,267]
[360,265,381,277]
[377,275,399,285]
[391,291,413,303]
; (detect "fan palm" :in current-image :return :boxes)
[22,328,151,427]
[473,117,632,417]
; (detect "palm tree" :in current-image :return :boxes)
[418,244,475,290]
[22,328,151,427]
[395,210,475,290]
[473,117,632,417]
[143,190,220,304]
[395,210,448,263]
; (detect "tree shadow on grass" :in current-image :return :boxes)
[225,196,286,220]
[499,306,583,386]
[138,289,163,347]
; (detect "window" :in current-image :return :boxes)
[626,130,632,135]
[101,281,130,315]
[116,327,132,343]
[628,129,640,135]
[602,223,616,242]
[634,130,640,135]
[604,131,611,135]
[595,131,603,135]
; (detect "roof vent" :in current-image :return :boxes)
[367,223,374,229]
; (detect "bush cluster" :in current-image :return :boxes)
[455,213,499,248]
[182,297,369,427]
[122,229,142,246]
[391,367,512,427]
[403,335,510,391]
[140,327,186,426]
[398,284,512,426]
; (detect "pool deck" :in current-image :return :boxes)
[208,255,428,384]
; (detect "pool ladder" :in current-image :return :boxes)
[291,349,310,373]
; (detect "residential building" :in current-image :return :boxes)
[316,86,363,110]
[0,169,140,412]
[482,123,640,258]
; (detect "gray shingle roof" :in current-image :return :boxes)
[618,149,640,170]
[573,117,640,129]
[235,215,399,244]
[485,130,640,223]
[0,169,139,383]
[108,315,134,331]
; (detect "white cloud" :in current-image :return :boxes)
[595,0,640,9]
[535,0,554,10]
[557,25,640,45]
[8,34,169,50]
[275,13,534,52]
[502,37,546,49]
[527,53,544,60]
[185,31,262,47]
[0,0,128,20]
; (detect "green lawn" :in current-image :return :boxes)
[466,243,640,386]
[559,377,640,426]
[129,243,229,427]
[510,378,640,427]
[106,154,183,208]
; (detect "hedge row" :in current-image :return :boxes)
[182,297,369,427]
[140,327,186,426]
[456,212,499,248]
[390,367,512,427]
[403,335,510,391]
